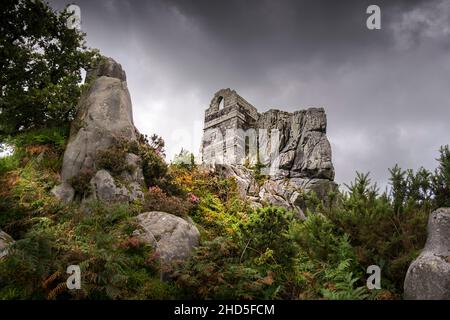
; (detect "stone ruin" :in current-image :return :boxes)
[200,88,337,218]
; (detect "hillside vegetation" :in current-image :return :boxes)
[0,128,449,299]
[1,0,449,300]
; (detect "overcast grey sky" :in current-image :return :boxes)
[50,0,450,189]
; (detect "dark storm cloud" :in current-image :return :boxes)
[50,0,450,189]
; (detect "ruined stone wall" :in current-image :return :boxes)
[202,89,258,165]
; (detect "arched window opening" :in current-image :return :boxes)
[218,97,224,110]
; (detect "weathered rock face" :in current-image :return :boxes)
[257,108,334,180]
[404,208,450,300]
[259,178,337,218]
[200,89,336,216]
[258,179,304,218]
[211,164,337,218]
[211,164,259,198]
[52,57,145,203]
[135,212,200,264]
[85,57,127,82]
[201,89,334,179]
[0,230,14,259]
[62,58,137,182]
[87,169,144,203]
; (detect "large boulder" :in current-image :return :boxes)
[404,208,450,300]
[52,57,145,203]
[0,230,14,259]
[135,212,200,264]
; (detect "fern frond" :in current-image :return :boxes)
[42,271,61,289]
[47,282,67,300]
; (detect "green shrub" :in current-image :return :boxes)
[96,148,131,176]
[0,154,19,175]
[287,214,368,299]
[9,127,69,151]
[173,237,281,299]
[432,145,450,207]
[238,206,296,266]
[69,168,96,199]
[141,146,168,186]
[303,170,428,295]
[94,134,180,195]
[95,138,137,176]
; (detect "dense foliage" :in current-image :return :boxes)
[0,126,448,299]
[0,0,97,139]
[0,128,178,299]
[166,147,448,299]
